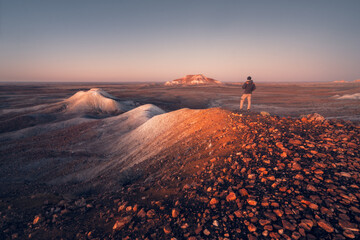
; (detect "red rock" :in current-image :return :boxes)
[264,225,273,231]
[118,202,127,212]
[291,232,301,240]
[269,232,281,239]
[317,219,334,233]
[338,220,359,232]
[308,203,319,210]
[340,172,351,178]
[234,210,243,218]
[226,192,237,201]
[292,162,302,170]
[210,198,219,205]
[132,204,138,212]
[172,208,180,218]
[179,222,188,229]
[264,212,277,221]
[33,215,41,225]
[247,234,257,240]
[343,230,356,239]
[267,176,276,181]
[247,199,257,206]
[299,228,306,236]
[282,220,296,231]
[239,188,249,197]
[350,206,360,214]
[274,209,284,217]
[137,208,146,218]
[294,174,304,180]
[289,139,302,146]
[299,219,314,231]
[203,229,211,236]
[113,216,132,230]
[306,184,317,192]
[195,227,202,234]
[210,158,217,162]
[146,209,156,218]
[259,219,271,226]
[276,142,284,149]
[163,225,172,234]
[248,223,257,232]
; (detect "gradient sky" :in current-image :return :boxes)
[0,0,359,82]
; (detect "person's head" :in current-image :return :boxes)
[247,76,252,81]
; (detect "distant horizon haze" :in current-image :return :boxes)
[0,1,359,83]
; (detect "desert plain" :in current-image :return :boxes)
[0,81,360,239]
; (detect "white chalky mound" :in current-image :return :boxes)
[64,88,131,113]
[336,93,360,100]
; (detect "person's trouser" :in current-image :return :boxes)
[240,94,252,110]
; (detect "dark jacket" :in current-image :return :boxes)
[242,80,256,94]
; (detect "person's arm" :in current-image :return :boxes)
[252,84,256,91]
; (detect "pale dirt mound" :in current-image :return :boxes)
[54,107,234,186]
[336,93,360,100]
[100,107,233,174]
[102,104,165,134]
[165,74,222,86]
[64,88,133,114]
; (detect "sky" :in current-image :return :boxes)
[0,0,359,82]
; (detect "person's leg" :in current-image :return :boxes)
[247,94,252,110]
[240,95,246,110]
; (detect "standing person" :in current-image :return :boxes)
[240,76,256,111]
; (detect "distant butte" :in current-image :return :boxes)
[165,74,222,86]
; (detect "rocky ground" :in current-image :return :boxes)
[1,110,360,239]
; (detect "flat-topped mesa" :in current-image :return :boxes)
[165,74,222,86]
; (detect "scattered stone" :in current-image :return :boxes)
[226,192,236,201]
[33,215,42,224]
[307,184,317,192]
[317,219,334,233]
[213,220,219,227]
[239,188,249,197]
[282,220,296,231]
[164,225,172,234]
[172,208,180,218]
[299,219,314,231]
[137,208,146,218]
[247,223,257,232]
[146,209,156,218]
[338,220,359,232]
[291,232,301,240]
[343,230,355,239]
[113,216,132,231]
[210,198,219,205]
[203,229,211,236]
[247,199,257,206]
